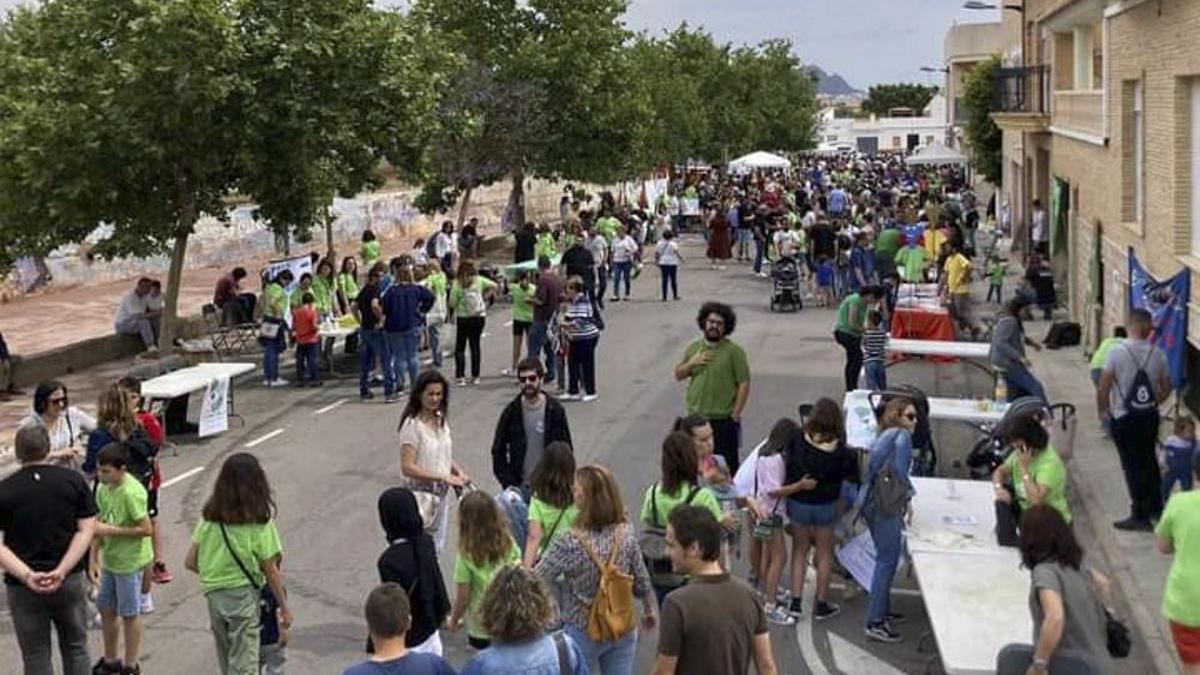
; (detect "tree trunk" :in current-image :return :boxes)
[324,206,335,261]
[510,170,526,230]
[159,218,193,352]
[456,186,473,229]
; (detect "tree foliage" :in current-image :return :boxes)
[861,83,940,116]
[962,57,1003,185]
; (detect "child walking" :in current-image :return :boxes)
[986,255,1007,304]
[91,444,154,675]
[522,441,579,568]
[861,310,888,391]
[450,491,520,650]
[1162,416,1197,500]
[292,292,322,386]
[752,419,797,627]
[816,255,836,307]
[506,271,535,377]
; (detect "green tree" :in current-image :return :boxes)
[962,57,1002,184]
[861,83,940,116]
[0,0,246,349]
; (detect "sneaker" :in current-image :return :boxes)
[560,393,582,402]
[581,394,598,402]
[1113,517,1153,532]
[262,379,272,387]
[775,587,791,605]
[472,377,481,385]
[120,665,142,675]
[384,393,401,404]
[886,612,907,625]
[92,658,122,675]
[501,368,515,376]
[370,374,384,385]
[152,561,172,584]
[765,603,797,626]
[814,600,841,621]
[268,378,289,388]
[307,380,324,388]
[456,378,468,387]
[139,593,154,614]
[359,391,375,401]
[865,621,902,643]
[787,598,803,618]
[611,296,620,302]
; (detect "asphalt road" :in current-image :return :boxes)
[0,235,1153,674]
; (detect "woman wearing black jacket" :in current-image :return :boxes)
[374,488,452,655]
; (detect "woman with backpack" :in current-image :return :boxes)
[638,432,724,604]
[449,260,497,386]
[860,397,917,644]
[185,453,292,675]
[536,465,656,675]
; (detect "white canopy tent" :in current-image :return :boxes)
[905,141,967,167]
[727,151,793,175]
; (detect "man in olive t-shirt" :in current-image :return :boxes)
[654,506,776,675]
[675,302,750,474]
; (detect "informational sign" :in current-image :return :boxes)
[265,255,313,295]
[198,376,230,438]
[1129,248,1190,390]
[681,198,701,217]
[835,530,877,591]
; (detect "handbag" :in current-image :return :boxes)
[750,463,784,540]
[638,483,699,587]
[219,524,281,646]
[258,317,283,341]
[408,481,450,532]
[1105,607,1131,658]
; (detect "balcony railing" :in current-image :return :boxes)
[1053,90,1103,136]
[993,65,1050,116]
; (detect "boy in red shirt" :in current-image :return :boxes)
[292,292,323,386]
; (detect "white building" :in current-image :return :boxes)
[817,94,948,155]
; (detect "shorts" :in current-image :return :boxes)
[787,500,838,528]
[97,569,143,618]
[1171,621,1200,664]
[512,320,531,337]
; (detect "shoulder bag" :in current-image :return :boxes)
[638,483,700,587]
[219,523,281,646]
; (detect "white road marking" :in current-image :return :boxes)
[244,428,285,448]
[160,466,204,490]
[315,399,347,415]
[827,631,908,675]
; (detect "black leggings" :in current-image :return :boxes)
[834,329,862,392]
[455,316,485,379]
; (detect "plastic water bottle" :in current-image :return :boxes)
[993,376,1007,403]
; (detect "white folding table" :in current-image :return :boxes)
[907,476,1005,556]
[887,338,991,360]
[911,548,1033,675]
[317,325,358,375]
[141,362,256,435]
[843,390,1008,449]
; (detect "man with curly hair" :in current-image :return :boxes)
[674,302,751,474]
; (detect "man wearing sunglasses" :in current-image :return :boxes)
[490,358,573,492]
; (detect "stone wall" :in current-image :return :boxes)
[29,177,582,290]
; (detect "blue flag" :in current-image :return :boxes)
[1128,248,1190,390]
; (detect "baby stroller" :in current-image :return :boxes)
[769,256,803,312]
[964,398,1076,480]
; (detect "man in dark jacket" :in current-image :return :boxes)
[491,358,572,490]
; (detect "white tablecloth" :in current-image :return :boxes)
[912,549,1033,675]
[908,476,1004,555]
[141,362,256,400]
[887,338,991,359]
[842,390,1008,448]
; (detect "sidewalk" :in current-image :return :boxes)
[1027,329,1182,675]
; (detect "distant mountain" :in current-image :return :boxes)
[802,65,861,96]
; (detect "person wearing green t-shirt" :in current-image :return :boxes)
[450,491,521,648]
[336,256,360,312]
[185,453,290,675]
[874,226,902,279]
[91,444,154,675]
[1155,462,1200,662]
[312,259,339,320]
[992,417,1072,543]
[1089,327,1127,386]
[833,285,881,393]
[675,302,751,474]
[894,240,929,283]
[986,255,1008,305]
[422,262,449,369]
[534,226,557,262]
[361,230,382,273]
[595,213,620,244]
[448,261,498,385]
[262,269,293,387]
[522,442,579,568]
[506,271,536,376]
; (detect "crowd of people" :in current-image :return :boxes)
[5,154,1200,675]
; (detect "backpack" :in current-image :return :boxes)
[425,235,439,260]
[638,483,699,587]
[868,434,910,517]
[1043,322,1082,349]
[578,528,636,643]
[462,282,487,317]
[124,427,159,487]
[1118,344,1159,418]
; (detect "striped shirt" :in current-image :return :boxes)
[563,296,600,342]
[861,328,888,363]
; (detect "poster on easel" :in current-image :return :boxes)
[198,376,230,438]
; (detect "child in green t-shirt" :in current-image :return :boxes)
[91,443,154,675]
[986,255,1008,304]
[506,271,535,376]
[450,491,521,649]
[522,442,579,568]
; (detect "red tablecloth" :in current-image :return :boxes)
[891,308,954,342]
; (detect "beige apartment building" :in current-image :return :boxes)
[943,20,1007,151]
[991,0,1200,384]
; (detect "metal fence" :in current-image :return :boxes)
[993,65,1050,115]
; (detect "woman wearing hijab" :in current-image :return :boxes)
[375,487,452,656]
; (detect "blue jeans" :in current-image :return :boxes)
[1003,366,1046,402]
[565,624,637,675]
[567,337,598,396]
[659,265,678,300]
[527,321,555,380]
[594,266,608,308]
[359,329,394,396]
[864,360,887,391]
[613,261,632,297]
[428,321,443,368]
[262,335,283,382]
[1162,447,1195,501]
[387,327,422,390]
[866,512,904,626]
[295,343,320,382]
[753,238,765,274]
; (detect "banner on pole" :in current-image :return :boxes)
[198,376,230,438]
[1128,248,1190,390]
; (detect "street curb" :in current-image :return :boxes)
[1037,346,1181,675]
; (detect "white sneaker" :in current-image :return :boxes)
[582,394,598,402]
[501,368,514,376]
[765,603,797,626]
[262,379,272,387]
[456,378,468,387]
[471,377,481,385]
[268,378,289,388]
[140,593,154,614]
[560,393,582,401]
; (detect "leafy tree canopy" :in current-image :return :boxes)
[861,83,940,117]
[962,57,1002,184]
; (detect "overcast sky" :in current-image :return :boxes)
[0,0,1001,89]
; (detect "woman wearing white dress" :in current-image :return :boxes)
[397,370,470,550]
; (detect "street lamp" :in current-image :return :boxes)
[920,66,950,74]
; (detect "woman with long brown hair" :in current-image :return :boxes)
[448,260,497,386]
[398,370,469,551]
[185,453,291,675]
[536,465,656,675]
[449,491,520,651]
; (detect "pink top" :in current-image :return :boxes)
[754,453,787,516]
